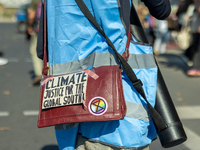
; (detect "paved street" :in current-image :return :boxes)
[0,23,200,150]
[0,23,59,150]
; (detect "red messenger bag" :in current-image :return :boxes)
[38,65,127,128]
[37,0,130,128]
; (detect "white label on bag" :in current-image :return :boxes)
[42,71,88,109]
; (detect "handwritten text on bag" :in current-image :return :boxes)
[42,72,88,109]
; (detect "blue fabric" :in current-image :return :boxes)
[56,126,79,150]
[129,41,153,55]
[79,118,157,148]
[46,0,126,66]
[45,0,158,149]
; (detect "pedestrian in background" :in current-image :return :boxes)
[187,1,200,76]
[37,0,172,149]
[174,0,195,66]
[138,6,156,45]
[27,0,42,85]
[153,19,170,55]
[175,0,194,30]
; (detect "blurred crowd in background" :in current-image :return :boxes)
[137,0,200,77]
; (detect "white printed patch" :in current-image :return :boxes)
[42,72,88,109]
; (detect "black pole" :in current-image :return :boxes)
[155,67,187,147]
[130,3,187,148]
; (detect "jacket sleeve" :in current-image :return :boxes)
[141,0,172,20]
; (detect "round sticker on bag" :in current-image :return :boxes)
[88,97,108,116]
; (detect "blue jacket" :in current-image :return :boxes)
[37,0,171,149]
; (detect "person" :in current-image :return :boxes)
[138,6,156,45]
[174,0,196,66]
[175,0,194,30]
[186,1,200,76]
[153,19,170,55]
[27,0,43,85]
[187,49,200,76]
[37,0,172,149]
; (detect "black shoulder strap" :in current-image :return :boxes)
[75,0,167,131]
